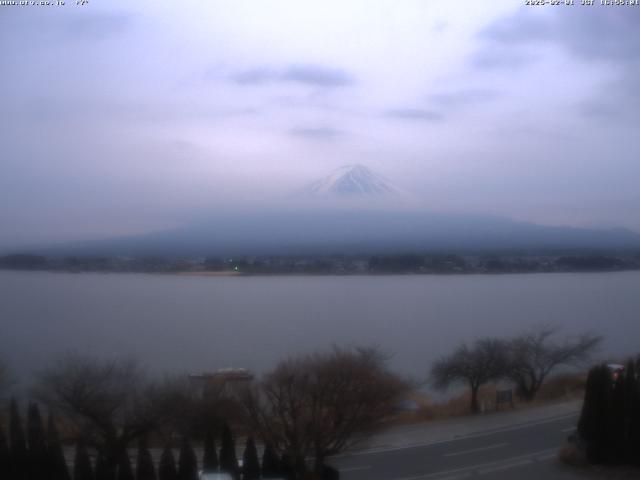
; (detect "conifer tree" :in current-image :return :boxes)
[279,453,295,480]
[73,441,95,480]
[261,443,280,479]
[28,403,48,479]
[219,423,238,478]
[9,398,28,480]
[47,413,71,480]
[158,447,178,480]
[202,429,218,473]
[0,422,10,480]
[117,450,135,480]
[242,437,260,480]
[607,369,626,464]
[624,360,640,465]
[136,438,156,480]
[321,464,340,480]
[95,450,113,480]
[178,438,198,480]
[578,365,612,464]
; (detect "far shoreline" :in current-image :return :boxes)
[2,267,640,277]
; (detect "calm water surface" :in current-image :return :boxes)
[1,270,639,385]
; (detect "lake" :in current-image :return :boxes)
[1,270,639,387]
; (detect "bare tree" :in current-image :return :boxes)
[242,346,407,477]
[506,327,602,401]
[431,338,509,414]
[147,375,242,442]
[34,353,160,479]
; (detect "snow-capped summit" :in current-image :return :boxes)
[304,164,400,197]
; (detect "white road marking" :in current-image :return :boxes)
[477,458,532,474]
[533,452,556,462]
[391,448,557,480]
[340,465,371,472]
[443,442,508,457]
[337,412,578,458]
[430,474,472,480]
[561,427,576,433]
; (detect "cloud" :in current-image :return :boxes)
[472,7,640,118]
[63,12,131,41]
[466,11,546,71]
[384,109,443,122]
[289,127,343,140]
[231,67,277,85]
[429,88,500,108]
[478,13,549,45]
[231,64,354,87]
[0,10,131,43]
[578,102,620,120]
[283,64,354,86]
[577,64,640,120]
[478,7,640,63]
[470,48,537,70]
[432,20,449,34]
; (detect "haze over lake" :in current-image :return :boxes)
[2,270,639,386]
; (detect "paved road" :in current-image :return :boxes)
[329,412,585,480]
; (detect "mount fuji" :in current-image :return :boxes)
[23,165,640,257]
[303,164,401,197]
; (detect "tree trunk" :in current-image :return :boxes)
[516,374,542,402]
[517,384,536,402]
[470,385,480,414]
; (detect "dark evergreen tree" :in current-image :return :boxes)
[607,371,626,464]
[321,464,340,480]
[177,438,198,480]
[202,429,218,473]
[279,453,295,480]
[47,413,71,480]
[73,441,95,480]
[158,447,178,480]
[136,438,156,480]
[9,398,28,480]
[117,450,135,480]
[625,360,640,465]
[0,422,10,480]
[95,450,113,480]
[219,423,238,478]
[27,403,48,479]
[261,443,280,478]
[578,365,613,464]
[241,437,260,480]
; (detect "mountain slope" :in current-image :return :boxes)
[303,165,401,197]
[37,210,640,257]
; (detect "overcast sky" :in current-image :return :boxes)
[1,1,639,247]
